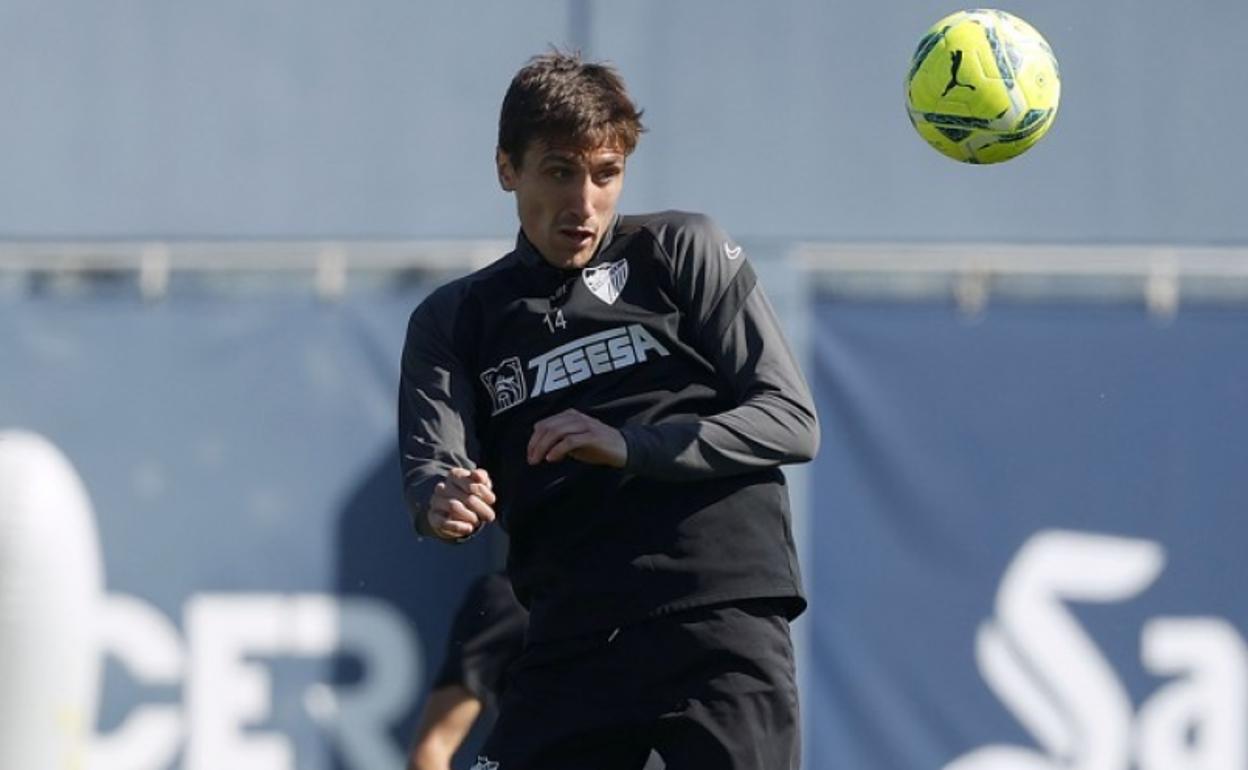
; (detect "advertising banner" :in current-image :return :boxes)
[9,272,1245,770]
[0,283,502,770]
[806,298,1248,770]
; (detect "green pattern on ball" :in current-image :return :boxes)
[936,127,974,142]
[921,113,993,129]
[984,26,1016,89]
[995,109,1054,142]
[908,26,950,83]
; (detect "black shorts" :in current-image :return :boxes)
[476,599,800,770]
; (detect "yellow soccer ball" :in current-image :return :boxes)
[905,9,1060,164]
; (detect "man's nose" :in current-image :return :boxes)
[568,174,595,217]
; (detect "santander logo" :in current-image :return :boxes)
[946,529,1247,770]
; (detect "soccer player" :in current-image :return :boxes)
[399,50,819,770]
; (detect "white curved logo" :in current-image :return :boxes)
[946,529,1247,770]
[0,430,104,770]
[582,259,629,305]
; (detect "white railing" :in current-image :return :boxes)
[795,242,1248,316]
[0,240,511,300]
[3,239,1247,312]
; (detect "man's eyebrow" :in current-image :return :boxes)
[538,149,624,167]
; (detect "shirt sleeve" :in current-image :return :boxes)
[619,214,820,480]
[398,285,481,537]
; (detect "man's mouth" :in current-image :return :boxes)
[559,226,595,243]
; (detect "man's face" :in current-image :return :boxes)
[497,140,626,270]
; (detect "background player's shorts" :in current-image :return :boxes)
[479,598,800,770]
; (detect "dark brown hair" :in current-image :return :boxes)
[498,50,645,167]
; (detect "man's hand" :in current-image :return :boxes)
[527,409,627,468]
[428,467,496,540]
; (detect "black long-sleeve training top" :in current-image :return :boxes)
[399,210,820,641]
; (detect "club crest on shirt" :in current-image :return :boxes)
[479,357,527,415]
[582,259,629,305]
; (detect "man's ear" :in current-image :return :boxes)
[496,148,517,192]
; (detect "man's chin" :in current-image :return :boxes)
[551,247,597,270]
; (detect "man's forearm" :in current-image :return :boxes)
[620,393,818,480]
[407,686,483,770]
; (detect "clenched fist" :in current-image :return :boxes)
[428,467,496,540]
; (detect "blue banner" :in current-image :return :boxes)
[7,274,1247,770]
[806,299,1248,770]
[0,284,503,770]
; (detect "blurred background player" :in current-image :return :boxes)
[406,572,526,770]
[406,571,668,770]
